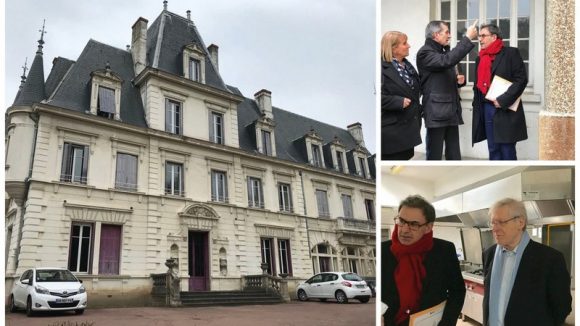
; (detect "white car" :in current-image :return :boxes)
[9,268,88,316]
[296,272,371,303]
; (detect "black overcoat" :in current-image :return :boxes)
[482,241,571,326]
[381,60,422,155]
[472,46,528,144]
[382,238,466,326]
[416,37,474,128]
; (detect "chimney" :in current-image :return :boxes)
[186,10,191,20]
[254,89,273,120]
[208,44,219,72]
[347,122,365,147]
[131,17,148,75]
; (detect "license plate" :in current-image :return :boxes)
[56,298,73,303]
[356,285,365,288]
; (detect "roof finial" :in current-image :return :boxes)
[187,10,191,20]
[163,0,168,10]
[106,61,111,71]
[19,57,29,87]
[37,19,47,54]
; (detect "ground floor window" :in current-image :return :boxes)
[68,223,93,273]
[311,243,338,274]
[342,246,363,275]
[68,222,123,274]
[260,237,293,276]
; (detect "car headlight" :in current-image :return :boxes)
[35,285,50,294]
[79,285,86,294]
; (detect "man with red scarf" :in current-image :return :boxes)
[472,24,528,160]
[382,195,465,326]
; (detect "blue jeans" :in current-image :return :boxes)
[484,102,517,160]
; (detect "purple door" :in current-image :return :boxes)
[188,231,209,291]
[99,224,122,274]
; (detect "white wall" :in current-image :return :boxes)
[380,173,434,207]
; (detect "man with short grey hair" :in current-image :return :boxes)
[483,197,571,325]
[417,20,478,160]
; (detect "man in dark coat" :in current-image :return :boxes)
[472,24,528,160]
[416,20,478,160]
[383,195,466,326]
[483,198,571,325]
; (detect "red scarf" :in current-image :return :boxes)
[476,38,504,94]
[390,225,434,325]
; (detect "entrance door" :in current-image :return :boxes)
[188,231,209,291]
[99,224,122,274]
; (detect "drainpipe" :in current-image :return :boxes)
[14,111,39,270]
[299,171,314,273]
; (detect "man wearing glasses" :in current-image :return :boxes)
[416,20,478,160]
[383,195,465,326]
[483,198,571,325]
[471,24,528,160]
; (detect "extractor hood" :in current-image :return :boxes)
[434,167,574,227]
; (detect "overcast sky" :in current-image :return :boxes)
[4,0,377,152]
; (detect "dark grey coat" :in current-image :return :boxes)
[417,37,474,128]
[381,60,422,155]
[472,46,528,145]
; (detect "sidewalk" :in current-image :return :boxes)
[6,299,375,326]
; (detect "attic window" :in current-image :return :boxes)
[97,86,116,119]
[189,58,201,82]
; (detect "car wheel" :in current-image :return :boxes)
[75,309,85,315]
[335,290,348,304]
[358,297,370,303]
[9,295,17,313]
[26,297,34,317]
[297,289,308,301]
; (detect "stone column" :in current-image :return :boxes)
[540,0,575,160]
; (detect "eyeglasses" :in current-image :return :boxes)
[478,34,492,39]
[487,216,520,228]
[394,216,429,231]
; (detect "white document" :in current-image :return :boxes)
[484,75,521,112]
[409,300,446,326]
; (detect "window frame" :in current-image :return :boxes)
[165,161,184,196]
[261,130,272,156]
[278,182,293,212]
[247,176,265,208]
[68,223,94,273]
[189,57,201,82]
[97,86,116,119]
[315,189,330,218]
[210,169,229,203]
[60,142,89,184]
[115,152,138,191]
[165,99,182,135]
[278,239,293,276]
[209,111,225,145]
[341,194,354,219]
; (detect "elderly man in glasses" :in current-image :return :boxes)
[382,195,465,326]
[483,198,571,326]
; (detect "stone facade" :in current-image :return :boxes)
[5,8,375,306]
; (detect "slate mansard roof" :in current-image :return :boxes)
[12,9,372,177]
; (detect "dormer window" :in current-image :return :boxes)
[183,43,206,83]
[335,151,343,170]
[90,65,122,120]
[97,86,116,119]
[261,130,272,156]
[358,157,368,178]
[189,58,201,82]
[312,144,322,167]
[305,130,325,168]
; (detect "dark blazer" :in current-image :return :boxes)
[383,239,466,326]
[472,46,528,145]
[416,37,474,129]
[381,60,422,155]
[483,240,572,326]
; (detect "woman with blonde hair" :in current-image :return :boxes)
[381,31,422,160]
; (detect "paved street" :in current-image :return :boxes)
[6,299,375,326]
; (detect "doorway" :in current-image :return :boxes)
[188,231,209,291]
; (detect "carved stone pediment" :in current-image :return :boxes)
[179,204,219,231]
